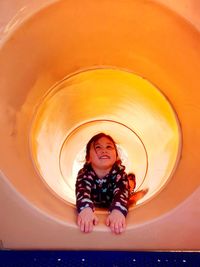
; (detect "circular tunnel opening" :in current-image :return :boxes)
[30,68,181,209]
[59,119,148,203]
[0,0,200,246]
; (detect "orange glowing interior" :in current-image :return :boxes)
[30,69,181,207]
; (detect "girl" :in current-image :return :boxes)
[75,132,130,234]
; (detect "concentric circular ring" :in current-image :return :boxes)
[30,68,181,206]
[59,119,148,196]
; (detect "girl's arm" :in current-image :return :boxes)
[106,172,129,234]
[109,172,129,217]
[75,170,94,213]
[76,170,98,233]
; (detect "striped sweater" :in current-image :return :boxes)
[75,162,129,217]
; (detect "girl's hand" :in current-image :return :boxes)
[77,207,99,233]
[106,209,126,234]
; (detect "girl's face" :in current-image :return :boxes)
[88,136,117,171]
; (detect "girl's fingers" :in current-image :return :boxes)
[109,219,126,234]
[106,216,110,226]
[119,221,126,233]
[80,221,85,232]
[84,221,89,233]
[114,223,120,234]
[89,221,93,232]
[84,221,92,233]
[116,222,122,234]
[77,216,82,226]
[110,222,115,233]
[114,221,124,234]
[122,220,126,229]
[93,215,99,225]
[89,221,94,233]
[78,214,98,232]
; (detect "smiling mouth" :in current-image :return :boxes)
[99,155,110,159]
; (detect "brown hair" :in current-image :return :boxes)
[85,132,121,164]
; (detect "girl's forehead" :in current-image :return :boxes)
[94,136,115,145]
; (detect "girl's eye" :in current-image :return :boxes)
[107,145,114,149]
[95,145,101,149]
